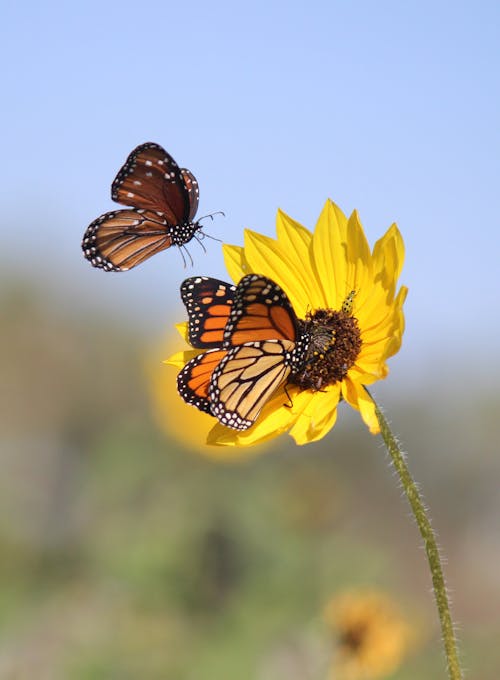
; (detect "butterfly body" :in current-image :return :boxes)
[82,143,203,271]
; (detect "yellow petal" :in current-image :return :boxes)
[275,209,313,260]
[242,230,312,314]
[372,223,405,299]
[287,391,321,444]
[358,391,380,435]
[305,404,339,443]
[362,287,407,361]
[175,322,189,342]
[274,209,324,310]
[390,288,408,346]
[343,210,373,308]
[164,349,201,368]
[355,280,391,330]
[222,243,249,283]
[199,424,267,459]
[207,387,300,447]
[360,333,398,359]
[342,379,380,434]
[289,385,341,444]
[311,200,349,308]
[348,364,383,384]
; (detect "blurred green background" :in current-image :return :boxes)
[1,278,498,679]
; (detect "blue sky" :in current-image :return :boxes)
[2,1,499,390]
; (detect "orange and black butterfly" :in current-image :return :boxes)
[177,274,309,429]
[82,143,209,271]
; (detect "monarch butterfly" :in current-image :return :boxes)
[82,143,209,271]
[177,274,309,429]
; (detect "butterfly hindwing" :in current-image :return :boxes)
[209,339,296,430]
[181,276,237,348]
[82,209,172,271]
[177,348,228,414]
[179,168,200,222]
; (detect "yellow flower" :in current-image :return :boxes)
[168,199,407,448]
[324,589,413,679]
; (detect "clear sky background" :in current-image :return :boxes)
[2,0,499,393]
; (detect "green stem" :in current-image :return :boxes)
[369,391,462,680]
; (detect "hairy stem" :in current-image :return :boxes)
[370,392,462,679]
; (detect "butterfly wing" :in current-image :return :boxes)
[223,274,299,347]
[209,339,295,430]
[111,142,195,224]
[82,209,172,271]
[177,348,228,414]
[176,276,235,412]
[180,168,200,221]
[181,277,237,348]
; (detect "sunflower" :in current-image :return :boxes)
[324,589,413,680]
[167,199,407,447]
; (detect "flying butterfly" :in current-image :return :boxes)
[177,274,309,429]
[82,142,216,271]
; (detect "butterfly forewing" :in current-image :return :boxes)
[223,274,299,347]
[177,348,228,413]
[82,209,172,271]
[181,276,237,348]
[209,339,296,430]
[111,143,192,224]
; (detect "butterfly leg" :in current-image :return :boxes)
[283,384,294,409]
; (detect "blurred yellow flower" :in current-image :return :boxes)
[324,589,413,680]
[168,199,407,448]
[149,335,267,461]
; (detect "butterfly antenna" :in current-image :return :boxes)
[198,210,225,223]
[199,229,222,244]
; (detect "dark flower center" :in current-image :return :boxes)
[339,620,369,652]
[291,307,362,391]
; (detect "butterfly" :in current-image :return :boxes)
[177,274,309,430]
[82,142,209,271]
